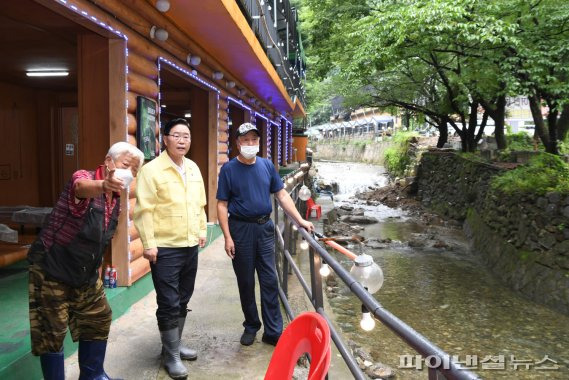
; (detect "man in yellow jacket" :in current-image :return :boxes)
[134,118,206,380]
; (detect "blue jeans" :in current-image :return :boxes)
[229,218,282,338]
[150,246,198,331]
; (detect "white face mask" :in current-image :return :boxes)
[240,145,259,160]
[114,168,134,188]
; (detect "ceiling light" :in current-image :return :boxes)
[212,71,224,80]
[26,70,69,77]
[184,112,191,118]
[155,0,170,12]
[186,54,201,66]
[227,81,236,89]
[150,26,168,41]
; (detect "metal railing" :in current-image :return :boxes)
[273,168,480,380]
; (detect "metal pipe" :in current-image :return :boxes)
[276,226,313,298]
[277,283,294,321]
[317,308,366,380]
[276,232,366,378]
[281,208,479,380]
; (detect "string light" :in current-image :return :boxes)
[277,120,282,163]
[228,96,252,112]
[360,306,376,331]
[319,262,331,277]
[158,57,220,93]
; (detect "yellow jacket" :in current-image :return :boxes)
[134,152,207,249]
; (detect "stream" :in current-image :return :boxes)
[315,160,569,379]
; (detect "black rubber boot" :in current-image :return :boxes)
[40,351,64,380]
[78,340,123,380]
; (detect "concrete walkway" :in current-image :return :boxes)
[64,221,353,379]
[65,236,276,379]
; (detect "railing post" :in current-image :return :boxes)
[309,246,324,310]
[291,227,298,258]
[273,196,284,287]
[282,218,290,297]
[287,219,295,257]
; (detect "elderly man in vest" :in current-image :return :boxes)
[27,142,144,380]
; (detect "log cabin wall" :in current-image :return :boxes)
[0,82,41,206]
[37,0,293,285]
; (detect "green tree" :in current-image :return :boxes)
[298,0,569,154]
[500,0,569,154]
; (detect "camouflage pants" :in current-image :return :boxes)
[28,264,112,356]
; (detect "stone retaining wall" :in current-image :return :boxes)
[417,152,569,315]
[312,140,392,164]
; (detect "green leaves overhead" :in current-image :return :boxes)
[298,0,569,152]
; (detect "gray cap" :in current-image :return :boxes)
[236,122,260,138]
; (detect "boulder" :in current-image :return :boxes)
[340,215,379,224]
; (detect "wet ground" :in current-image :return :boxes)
[314,160,569,379]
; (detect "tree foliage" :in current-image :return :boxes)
[298,0,569,153]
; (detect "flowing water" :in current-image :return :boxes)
[315,160,569,379]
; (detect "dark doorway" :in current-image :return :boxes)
[228,104,245,159]
[255,116,268,158]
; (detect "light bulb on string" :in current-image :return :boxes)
[319,263,331,277]
[360,309,375,331]
[298,185,311,201]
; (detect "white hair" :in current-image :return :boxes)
[106,142,145,169]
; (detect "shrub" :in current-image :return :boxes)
[506,132,535,151]
[491,153,569,194]
[384,132,418,177]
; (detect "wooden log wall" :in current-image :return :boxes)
[217,94,230,174]
[126,46,160,284]
[52,0,293,285]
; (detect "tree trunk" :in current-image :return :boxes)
[465,101,478,152]
[546,108,559,155]
[494,96,506,149]
[475,112,489,145]
[436,117,448,148]
[528,94,550,147]
[557,104,569,141]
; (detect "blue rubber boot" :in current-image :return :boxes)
[78,340,123,380]
[40,351,64,380]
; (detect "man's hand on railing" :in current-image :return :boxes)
[298,219,314,233]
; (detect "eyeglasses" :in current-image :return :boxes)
[166,133,191,142]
